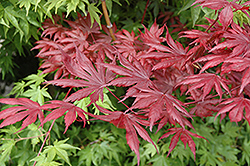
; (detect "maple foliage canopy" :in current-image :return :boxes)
[0,0,250,165]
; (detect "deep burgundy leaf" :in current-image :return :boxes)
[102,54,153,89]
[210,22,250,57]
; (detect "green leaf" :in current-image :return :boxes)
[44,146,57,162]
[78,147,93,166]
[221,122,240,138]
[197,147,221,166]
[4,6,23,34]
[17,0,31,16]
[27,12,41,27]
[87,3,102,28]
[74,97,91,123]
[242,139,250,165]
[191,6,201,27]
[178,0,196,14]
[148,155,169,166]
[19,19,30,42]
[112,0,122,6]
[22,85,52,105]
[30,0,41,12]
[105,0,112,16]
[66,0,80,17]
[24,70,47,86]
[0,140,16,163]
[143,143,158,157]
[42,139,81,166]
[0,18,10,28]
[78,1,87,15]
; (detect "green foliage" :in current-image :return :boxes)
[8,70,52,104]
[0,0,103,79]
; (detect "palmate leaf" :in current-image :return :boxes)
[215,97,250,123]
[131,87,193,131]
[141,26,190,70]
[41,100,87,133]
[210,22,250,57]
[90,105,157,166]
[47,47,115,103]
[221,57,250,94]
[194,51,230,73]
[189,99,220,117]
[159,127,206,160]
[177,73,230,100]
[102,54,153,88]
[0,98,50,132]
[140,20,166,44]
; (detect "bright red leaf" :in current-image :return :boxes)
[46,47,116,103]
[41,100,87,133]
[131,87,193,131]
[159,127,206,160]
[177,73,230,100]
[215,97,250,123]
[0,98,52,132]
[90,105,157,166]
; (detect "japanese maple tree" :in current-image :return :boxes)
[0,0,250,165]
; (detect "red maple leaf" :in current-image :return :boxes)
[0,98,52,132]
[210,22,250,57]
[46,47,116,103]
[141,27,191,71]
[41,15,68,41]
[222,57,250,94]
[139,21,166,44]
[58,28,89,52]
[131,87,193,131]
[65,13,100,37]
[159,127,206,160]
[102,54,153,89]
[90,105,157,166]
[194,50,230,73]
[177,73,230,100]
[41,100,87,133]
[215,97,250,123]
[188,99,221,117]
[114,29,142,59]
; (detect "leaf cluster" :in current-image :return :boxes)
[0,0,250,166]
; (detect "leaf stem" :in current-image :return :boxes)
[33,119,56,166]
[141,0,150,24]
[64,87,72,100]
[105,86,130,109]
[205,11,220,32]
[1,133,46,142]
[101,0,116,41]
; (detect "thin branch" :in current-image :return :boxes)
[205,10,220,32]
[101,0,116,41]
[105,87,130,109]
[1,133,46,142]
[33,119,56,166]
[141,0,150,24]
